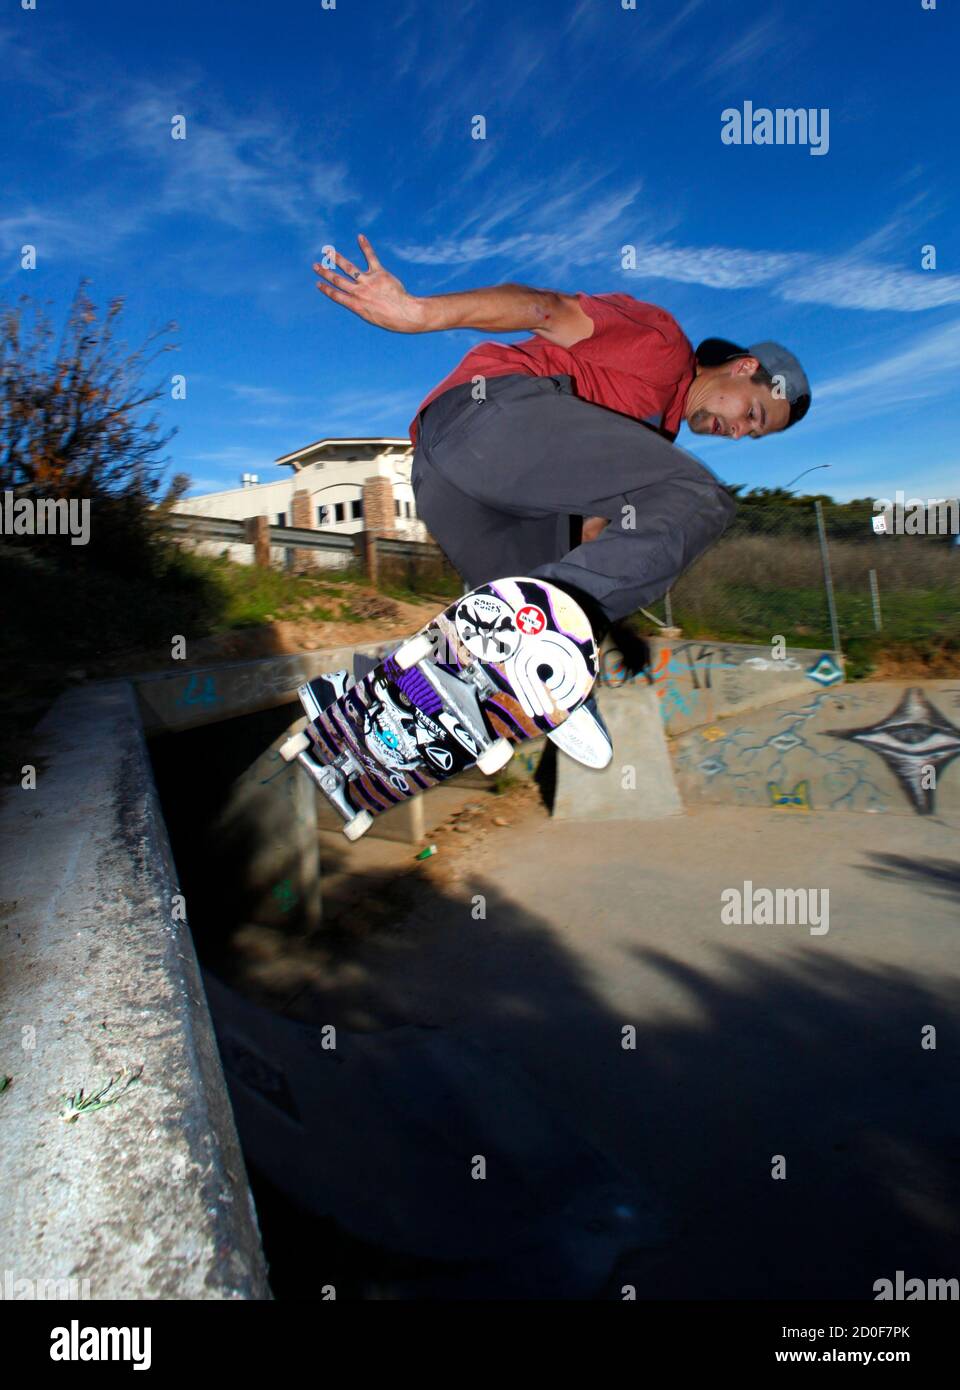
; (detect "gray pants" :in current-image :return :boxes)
[410,372,737,627]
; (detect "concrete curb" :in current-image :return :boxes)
[552,685,684,822]
[0,682,270,1300]
[135,643,395,735]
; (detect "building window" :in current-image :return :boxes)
[317,504,330,527]
[395,500,401,516]
[334,502,345,523]
[276,512,287,528]
[405,501,411,518]
[351,499,363,520]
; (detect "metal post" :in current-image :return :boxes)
[869,568,882,631]
[814,499,842,655]
[664,589,674,628]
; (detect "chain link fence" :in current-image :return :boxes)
[645,496,960,661]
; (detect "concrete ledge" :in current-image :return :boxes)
[0,683,270,1299]
[552,685,684,822]
[601,636,845,737]
[135,643,395,735]
[135,635,846,743]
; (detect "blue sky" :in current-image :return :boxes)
[3,0,957,502]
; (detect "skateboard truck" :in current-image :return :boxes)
[279,629,514,840]
[279,732,375,841]
[390,631,514,775]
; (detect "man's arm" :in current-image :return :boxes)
[313,235,594,348]
[418,284,594,348]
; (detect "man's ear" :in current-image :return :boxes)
[730,355,761,377]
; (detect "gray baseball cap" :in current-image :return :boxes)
[696,337,812,427]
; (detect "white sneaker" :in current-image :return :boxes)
[547,693,613,768]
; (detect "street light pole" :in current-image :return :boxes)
[785,464,832,490]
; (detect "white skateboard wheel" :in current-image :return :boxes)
[394,633,434,669]
[280,730,311,762]
[343,809,374,841]
[476,737,514,775]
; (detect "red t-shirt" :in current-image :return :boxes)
[408,293,695,445]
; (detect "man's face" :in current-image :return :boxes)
[686,357,791,440]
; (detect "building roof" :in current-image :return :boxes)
[274,437,413,470]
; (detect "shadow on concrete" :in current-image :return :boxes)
[149,701,341,962]
[859,851,960,909]
[150,723,960,1300]
[614,942,960,1299]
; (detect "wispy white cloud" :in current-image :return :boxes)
[228,384,304,406]
[814,318,960,408]
[395,192,960,313]
[627,241,960,311]
[844,190,935,261]
[780,259,960,312]
[697,14,794,85]
[1,22,359,268]
[625,243,796,291]
[0,203,149,275]
[564,0,710,85]
[181,447,271,466]
[310,386,420,431]
[394,166,646,285]
[87,90,358,232]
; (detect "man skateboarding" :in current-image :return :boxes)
[304,233,811,761]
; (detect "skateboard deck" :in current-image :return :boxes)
[281,576,598,838]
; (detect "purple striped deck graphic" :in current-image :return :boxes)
[302,578,598,825]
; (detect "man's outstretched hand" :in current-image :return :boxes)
[312,234,425,333]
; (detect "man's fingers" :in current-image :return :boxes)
[316,284,356,309]
[316,284,378,325]
[315,266,360,293]
[310,253,361,285]
[332,249,362,279]
[358,233,382,271]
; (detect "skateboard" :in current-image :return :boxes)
[280,576,599,839]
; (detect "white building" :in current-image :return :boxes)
[171,436,428,566]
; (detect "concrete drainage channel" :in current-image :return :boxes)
[5,637,870,1298]
[3,645,626,1301]
[0,646,396,1300]
[141,654,649,1299]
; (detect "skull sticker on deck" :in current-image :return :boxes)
[454,593,521,662]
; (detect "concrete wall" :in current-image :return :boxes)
[0,683,270,1299]
[600,636,846,737]
[671,680,960,817]
[135,646,482,845]
[552,635,846,824]
[135,644,397,736]
[553,684,684,823]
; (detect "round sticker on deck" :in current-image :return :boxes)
[516,604,547,636]
[455,592,522,661]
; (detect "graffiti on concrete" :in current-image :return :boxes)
[601,640,740,721]
[175,673,223,709]
[601,639,840,730]
[271,878,299,913]
[824,687,960,815]
[767,780,813,812]
[741,656,805,672]
[806,654,844,687]
[153,644,395,731]
[674,690,891,812]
